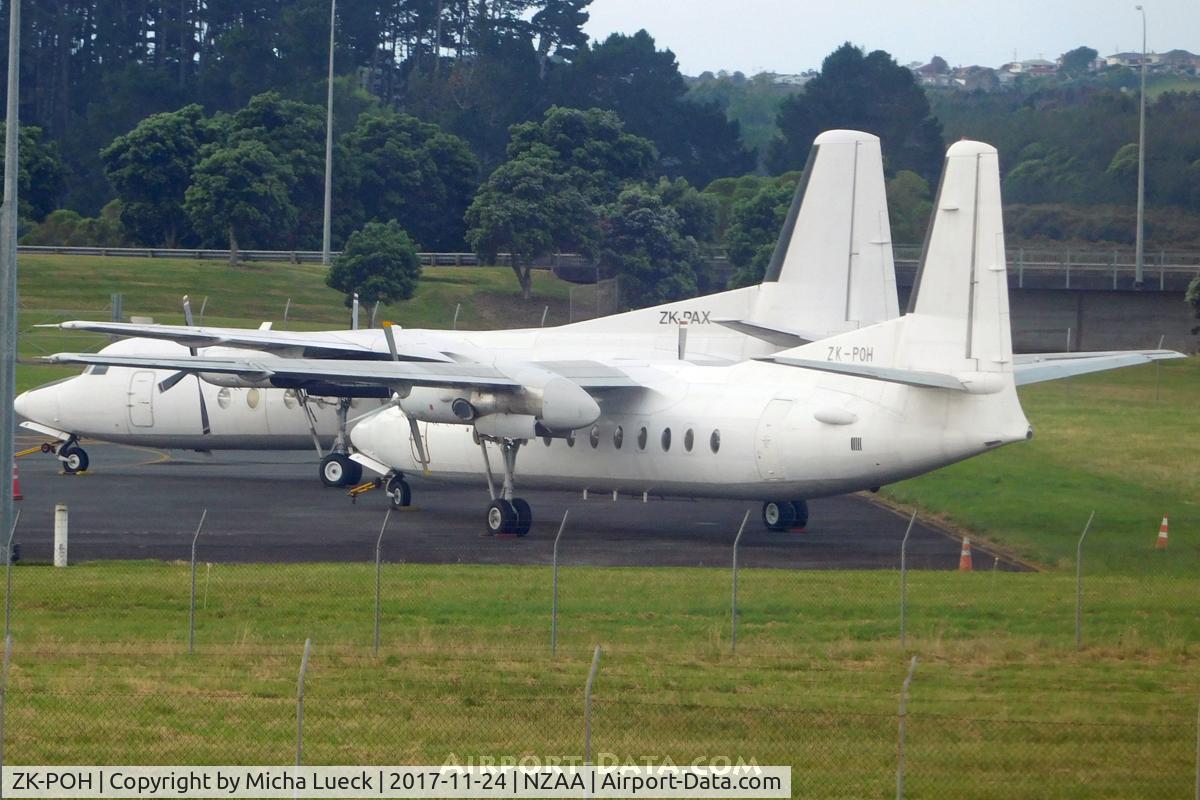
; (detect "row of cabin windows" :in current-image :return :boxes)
[543,426,720,454]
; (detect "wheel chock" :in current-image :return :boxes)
[348,478,383,503]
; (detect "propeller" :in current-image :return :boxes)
[157,294,211,435]
[384,322,431,475]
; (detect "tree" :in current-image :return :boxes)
[228,92,326,249]
[20,200,127,247]
[930,55,950,75]
[766,43,945,184]
[326,221,422,307]
[184,140,297,266]
[531,0,592,79]
[723,182,795,287]
[886,170,933,244]
[1187,275,1200,337]
[1059,46,1099,77]
[336,110,479,251]
[465,148,596,300]
[0,123,65,223]
[597,184,705,305]
[100,105,214,247]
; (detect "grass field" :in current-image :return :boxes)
[7,254,1200,795]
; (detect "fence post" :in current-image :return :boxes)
[1194,694,1199,800]
[375,509,391,656]
[4,509,18,641]
[283,298,291,322]
[899,511,917,649]
[188,510,208,655]
[1075,511,1095,650]
[1155,334,1165,402]
[296,638,312,766]
[540,306,549,328]
[452,303,461,330]
[583,646,601,765]
[896,655,919,800]
[730,510,750,654]
[1017,247,1024,288]
[551,511,569,655]
[53,504,68,567]
[0,634,10,775]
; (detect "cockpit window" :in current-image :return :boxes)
[84,365,109,376]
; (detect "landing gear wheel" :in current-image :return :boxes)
[511,498,532,536]
[320,453,360,487]
[762,500,796,532]
[790,500,809,530]
[61,446,89,474]
[386,475,412,509]
[486,499,517,535]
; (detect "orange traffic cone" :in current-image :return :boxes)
[1156,514,1169,550]
[11,462,22,501]
[958,537,973,571]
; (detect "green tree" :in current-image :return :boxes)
[184,140,296,265]
[20,200,128,247]
[886,170,932,244]
[0,123,65,223]
[326,221,422,307]
[723,181,796,287]
[465,148,596,300]
[100,105,215,246]
[1186,275,1200,337]
[337,110,479,251]
[766,43,945,184]
[228,92,326,249]
[1059,46,1099,77]
[597,184,705,305]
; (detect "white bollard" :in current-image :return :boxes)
[53,504,68,567]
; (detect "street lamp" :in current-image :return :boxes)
[1134,4,1147,289]
[321,0,336,267]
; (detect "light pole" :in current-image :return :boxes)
[1134,4,1147,289]
[0,0,22,570]
[321,0,336,267]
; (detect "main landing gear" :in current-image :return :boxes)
[761,499,809,532]
[306,395,363,487]
[40,437,89,475]
[480,437,532,536]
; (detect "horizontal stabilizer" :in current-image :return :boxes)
[1013,350,1185,385]
[760,355,968,391]
[712,319,813,348]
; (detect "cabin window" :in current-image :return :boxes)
[661,427,672,452]
[283,389,298,409]
[217,388,231,409]
[613,426,624,449]
[246,388,261,409]
[637,426,648,450]
[589,426,600,448]
[710,430,721,453]
[684,428,695,452]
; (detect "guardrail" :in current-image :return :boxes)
[17,244,1200,291]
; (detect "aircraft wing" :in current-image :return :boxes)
[1012,350,1185,385]
[42,352,639,392]
[42,320,453,362]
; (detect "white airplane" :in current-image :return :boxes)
[18,130,901,490]
[43,140,1183,535]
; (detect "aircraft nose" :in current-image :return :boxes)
[14,386,58,423]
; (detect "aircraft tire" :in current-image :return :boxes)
[486,499,516,535]
[790,500,810,529]
[387,476,412,509]
[320,453,355,487]
[61,446,89,474]
[762,500,796,532]
[512,498,533,536]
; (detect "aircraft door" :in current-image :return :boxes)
[128,371,156,428]
[755,399,793,481]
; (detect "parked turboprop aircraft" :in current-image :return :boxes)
[19,129,901,489]
[44,140,1183,535]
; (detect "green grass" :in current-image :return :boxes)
[15,254,576,392]
[883,357,1200,573]
[3,562,1197,796]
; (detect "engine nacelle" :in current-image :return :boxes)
[199,372,274,389]
[398,374,600,433]
[398,386,471,424]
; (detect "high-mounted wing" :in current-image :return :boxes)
[41,320,453,362]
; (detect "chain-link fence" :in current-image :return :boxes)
[568,278,622,322]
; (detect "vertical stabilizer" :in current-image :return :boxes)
[906,140,1011,373]
[752,130,899,333]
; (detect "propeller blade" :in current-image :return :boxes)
[157,370,189,393]
[383,323,400,361]
[195,374,211,435]
[182,295,194,327]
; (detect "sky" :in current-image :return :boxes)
[581,0,1200,75]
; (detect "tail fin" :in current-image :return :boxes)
[762,140,1014,393]
[907,140,1012,373]
[752,130,899,333]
